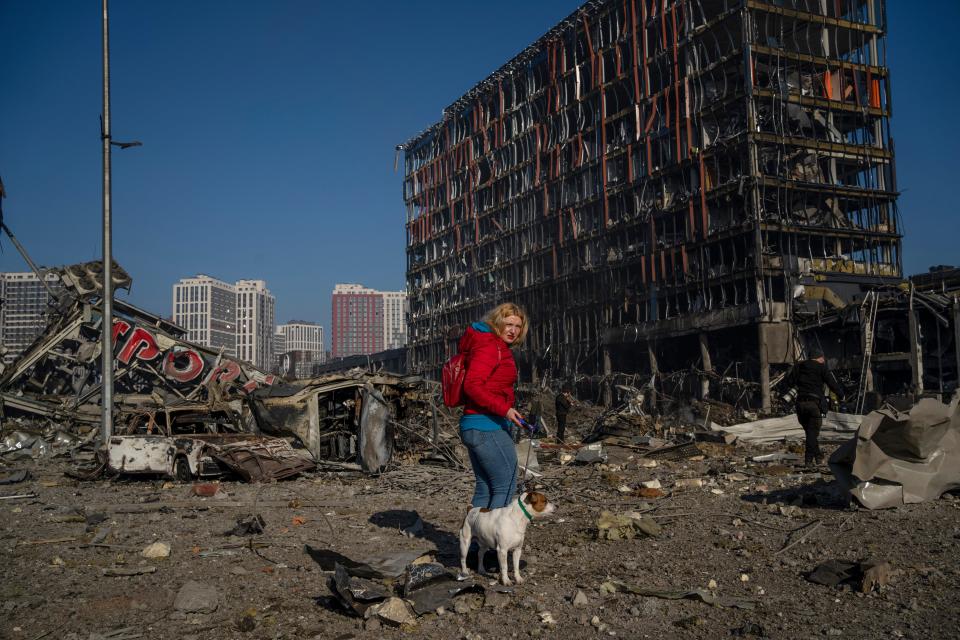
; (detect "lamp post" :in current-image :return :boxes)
[100,0,114,445]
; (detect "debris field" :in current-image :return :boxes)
[2,417,959,640]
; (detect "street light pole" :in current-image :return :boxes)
[100,0,114,446]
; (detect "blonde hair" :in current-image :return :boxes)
[484,303,529,346]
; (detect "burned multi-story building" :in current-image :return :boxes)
[401,0,899,409]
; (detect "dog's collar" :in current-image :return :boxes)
[518,496,533,522]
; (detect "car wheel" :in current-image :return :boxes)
[174,456,192,482]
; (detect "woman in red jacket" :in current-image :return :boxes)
[459,302,528,509]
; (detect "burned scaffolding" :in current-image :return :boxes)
[401,0,899,409]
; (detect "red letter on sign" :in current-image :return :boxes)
[117,327,161,364]
[112,320,131,343]
[162,350,205,383]
[215,361,242,383]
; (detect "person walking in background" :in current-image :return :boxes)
[459,303,529,509]
[555,383,574,442]
[787,347,845,467]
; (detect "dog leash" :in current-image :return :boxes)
[518,418,536,490]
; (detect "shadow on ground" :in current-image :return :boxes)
[741,477,851,510]
[368,509,524,573]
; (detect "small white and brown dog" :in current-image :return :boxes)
[459,491,556,586]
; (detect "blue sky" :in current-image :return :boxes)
[1,1,958,340]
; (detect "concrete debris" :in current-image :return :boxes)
[0,260,458,479]
[101,566,157,577]
[575,443,606,464]
[596,510,661,540]
[141,541,171,559]
[191,483,221,497]
[0,469,29,484]
[807,559,896,593]
[539,611,557,625]
[369,597,416,627]
[731,621,767,637]
[224,514,265,536]
[601,581,757,610]
[173,580,220,613]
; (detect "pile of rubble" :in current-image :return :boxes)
[0,261,459,484]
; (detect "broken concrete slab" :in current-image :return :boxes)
[141,542,171,559]
[173,580,219,613]
[369,597,416,627]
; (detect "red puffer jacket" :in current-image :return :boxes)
[459,322,517,417]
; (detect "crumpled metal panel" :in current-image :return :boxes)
[358,382,394,473]
[305,545,430,579]
[830,397,960,509]
[329,563,390,616]
[208,437,315,482]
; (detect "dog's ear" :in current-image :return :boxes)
[525,492,548,512]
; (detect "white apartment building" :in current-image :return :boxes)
[381,290,408,350]
[236,280,275,371]
[172,275,237,356]
[277,320,324,378]
[0,271,63,364]
[278,321,324,359]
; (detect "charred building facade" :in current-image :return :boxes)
[402,0,899,409]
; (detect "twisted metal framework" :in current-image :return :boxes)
[402,0,899,407]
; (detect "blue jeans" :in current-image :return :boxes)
[461,427,518,509]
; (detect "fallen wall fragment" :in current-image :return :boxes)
[713,412,862,444]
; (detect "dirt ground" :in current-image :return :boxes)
[2,436,959,640]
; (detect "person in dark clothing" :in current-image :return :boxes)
[787,348,845,466]
[555,383,574,442]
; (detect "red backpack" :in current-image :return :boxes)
[441,352,468,407]
[441,333,501,408]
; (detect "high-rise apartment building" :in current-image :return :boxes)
[172,276,276,370]
[236,280,275,370]
[0,272,63,364]
[276,320,325,378]
[331,284,384,359]
[273,330,286,371]
[278,321,324,359]
[172,275,238,356]
[400,0,899,407]
[381,291,408,350]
